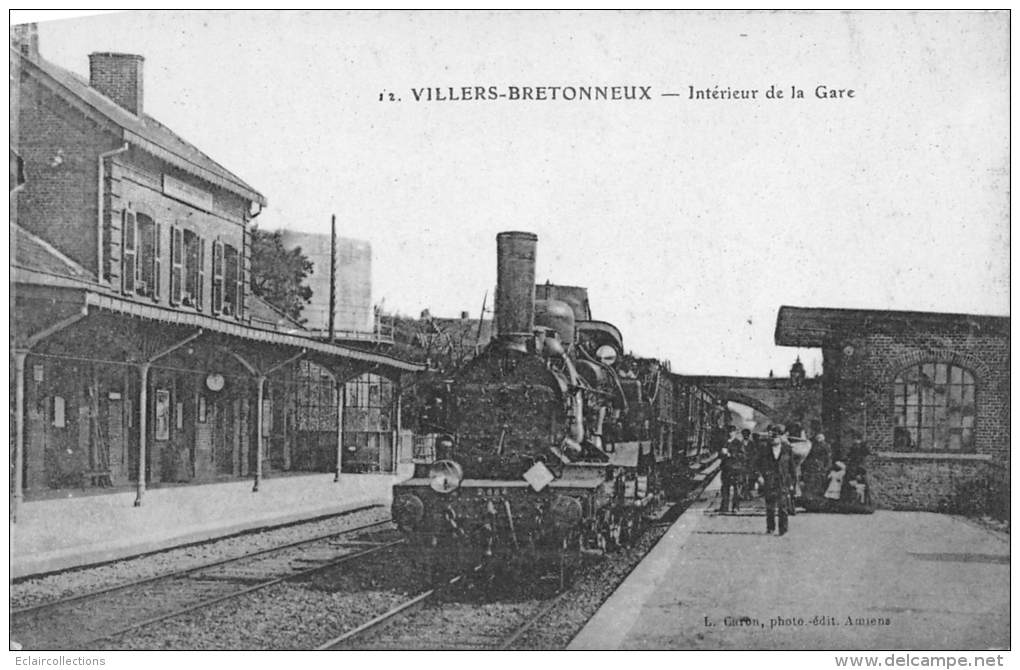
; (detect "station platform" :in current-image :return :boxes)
[569,480,1009,650]
[10,468,412,579]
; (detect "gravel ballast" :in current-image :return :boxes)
[95,544,422,650]
[12,505,388,610]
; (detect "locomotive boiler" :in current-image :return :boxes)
[392,232,693,586]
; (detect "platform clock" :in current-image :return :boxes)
[205,373,225,392]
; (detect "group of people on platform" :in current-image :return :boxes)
[717,421,873,536]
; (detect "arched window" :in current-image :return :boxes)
[892,363,975,452]
[295,360,337,432]
[345,373,392,431]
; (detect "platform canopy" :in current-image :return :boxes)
[11,223,422,375]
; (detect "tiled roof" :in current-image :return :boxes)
[14,48,266,206]
[84,292,423,372]
[248,294,308,334]
[12,224,314,336]
[11,225,420,371]
[774,305,1010,347]
[11,223,99,284]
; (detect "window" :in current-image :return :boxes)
[183,230,205,310]
[123,211,161,299]
[892,362,976,452]
[295,360,337,431]
[345,373,392,431]
[137,214,160,299]
[170,228,206,310]
[212,240,242,318]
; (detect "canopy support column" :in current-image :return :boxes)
[254,375,266,492]
[392,382,403,474]
[135,362,150,507]
[335,381,345,482]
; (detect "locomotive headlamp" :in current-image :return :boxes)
[428,459,464,494]
[595,344,618,366]
[435,434,455,460]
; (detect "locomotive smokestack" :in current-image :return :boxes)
[495,231,537,346]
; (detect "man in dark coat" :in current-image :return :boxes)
[799,429,832,502]
[740,429,756,497]
[710,424,728,456]
[846,434,871,480]
[718,425,744,513]
[755,430,798,535]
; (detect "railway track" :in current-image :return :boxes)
[11,519,401,650]
[317,563,571,650]
[319,469,718,651]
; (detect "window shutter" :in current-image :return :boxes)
[235,243,245,319]
[121,210,136,294]
[170,226,183,305]
[153,222,162,300]
[197,237,206,311]
[212,240,224,315]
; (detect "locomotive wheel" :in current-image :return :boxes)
[622,509,645,547]
[558,531,582,592]
[619,515,632,548]
[608,513,624,551]
[414,535,437,585]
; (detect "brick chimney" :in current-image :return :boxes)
[10,23,40,59]
[88,52,144,115]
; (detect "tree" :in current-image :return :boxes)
[249,225,314,322]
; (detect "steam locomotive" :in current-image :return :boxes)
[392,232,724,586]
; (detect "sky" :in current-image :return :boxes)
[20,10,1010,376]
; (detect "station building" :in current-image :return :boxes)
[775,306,1009,512]
[9,30,421,523]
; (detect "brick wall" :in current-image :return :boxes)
[820,323,1009,511]
[108,153,250,319]
[17,66,254,324]
[763,385,821,433]
[869,454,991,510]
[16,74,121,274]
[687,376,822,434]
